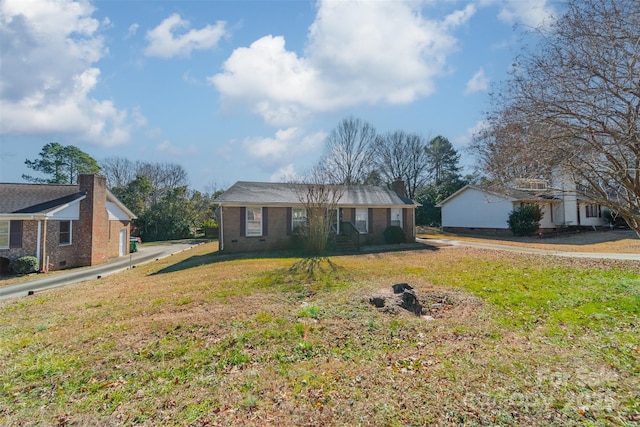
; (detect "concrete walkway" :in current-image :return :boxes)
[0,241,202,300]
[418,237,640,261]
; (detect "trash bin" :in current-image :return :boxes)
[129,237,139,253]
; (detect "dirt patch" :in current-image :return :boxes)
[369,283,460,319]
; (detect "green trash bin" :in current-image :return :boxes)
[129,238,139,253]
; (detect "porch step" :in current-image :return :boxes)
[335,236,359,252]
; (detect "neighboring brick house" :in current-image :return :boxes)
[213,181,419,253]
[0,174,136,273]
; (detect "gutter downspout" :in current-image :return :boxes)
[36,220,42,270]
[219,206,224,251]
[41,219,48,272]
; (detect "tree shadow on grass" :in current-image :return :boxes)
[148,249,303,276]
[149,242,440,276]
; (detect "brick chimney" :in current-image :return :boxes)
[391,179,407,197]
[77,174,108,266]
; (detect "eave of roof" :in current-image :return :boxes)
[213,181,420,207]
[13,192,86,214]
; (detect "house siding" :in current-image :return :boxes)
[0,220,39,261]
[221,205,416,253]
[222,206,294,253]
[107,220,130,258]
[441,187,514,230]
[0,174,133,273]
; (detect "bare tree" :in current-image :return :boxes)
[472,0,640,236]
[318,116,377,185]
[100,157,137,188]
[373,131,429,198]
[290,168,345,256]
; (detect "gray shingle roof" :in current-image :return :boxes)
[214,182,418,207]
[0,183,82,214]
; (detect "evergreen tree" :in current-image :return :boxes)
[23,142,100,184]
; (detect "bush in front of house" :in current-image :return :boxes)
[383,226,406,244]
[508,205,543,236]
[11,256,39,275]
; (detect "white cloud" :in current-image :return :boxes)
[126,23,139,39]
[496,0,555,29]
[145,13,228,58]
[270,164,300,182]
[241,127,326,172]
[453,120,489,146]
[156,140,198,156]
[0,0,140,146]
[210,0,475,126]
[465,68,489,94]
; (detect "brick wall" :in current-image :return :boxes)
[221,206,295,253]
[107,220,130,258]
[0,221,39,263]
[220,205,417,253]
[77,174,109,266]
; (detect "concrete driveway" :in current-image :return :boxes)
[0,241,203,300]
[418,237,640,261]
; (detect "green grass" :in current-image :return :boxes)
[0,243,638,426]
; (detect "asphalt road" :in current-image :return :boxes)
[0,241,202,300]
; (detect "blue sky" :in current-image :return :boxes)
[0,0,557,192]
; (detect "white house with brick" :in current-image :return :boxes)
[437,179,608,235]
[0,174,136,273]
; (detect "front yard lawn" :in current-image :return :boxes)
[1,242,638,426]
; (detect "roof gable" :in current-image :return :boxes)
[437,184,559,207]
[214,181,418,207]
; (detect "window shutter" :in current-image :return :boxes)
[263,207,268,236]
[9,220,22,248]
[402,208,408,230]
[387,208,391,227]
[368,208,373,233]
[286,207,292,235]
[350,208,355,223]
[240,207,246,237]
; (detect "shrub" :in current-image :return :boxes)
[508,205,543,236]
[383,226,405,244]
[603,209,629,228]
[202,219,218,228]
[11,256,39,275]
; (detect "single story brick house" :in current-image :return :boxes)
[213,181,419,253]
[0,174,136,273]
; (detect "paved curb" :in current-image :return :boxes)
[0,242,204,300]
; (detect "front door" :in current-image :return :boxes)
[119,230,127,256]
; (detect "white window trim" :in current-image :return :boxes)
[59,220,72,246]
[390,208,403,228]
[355,208,368,234]
[292,208,307,231]
[0,220,9,249]
[246,207,263,237]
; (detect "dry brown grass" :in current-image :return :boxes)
[418,227,640,253]
[1,242,638,426]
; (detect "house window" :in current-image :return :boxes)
[59,220,72,245]
[0,221,8,249]
[355,208,368,233]
[390,208,403,228]
[586,204,601,218]
[246,207,262,236]
[292,208,307,231]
